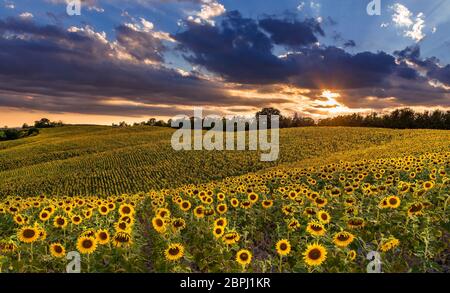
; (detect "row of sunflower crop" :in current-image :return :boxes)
[0,151,448,272]
[143,152,449,272]
[1,126,431,197]
[0,194,147,272]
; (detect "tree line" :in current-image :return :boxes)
[3,107,448,141]
[317,108,450,130]
[0,118,64,141]
[115,107,449,130]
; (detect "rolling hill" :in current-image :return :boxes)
[0,125,449,197]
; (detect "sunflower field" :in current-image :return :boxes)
[1,148,448,272]
[1,125,445,197]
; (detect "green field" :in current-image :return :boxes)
[1,125,449,197]
[0,126,449,273]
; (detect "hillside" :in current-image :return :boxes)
[0,126,449,197]
[0,126,449,273]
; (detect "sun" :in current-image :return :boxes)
[321,90,340,101]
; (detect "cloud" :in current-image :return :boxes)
[120,16,175,43]
[259,17,324,48]
[174,12,421,90]
[0,16,289,116]
[115,24,167,62]
[390,3,426,42]
[0,7,448,119]
[187,0,226,26]
[174,11,296,84]
[391,3,414,27]
[87,5,104,13]
[284,47,404,89]
[19,12,33,19]
[4,1,14,9]
[310,1,321,13]
[394,45,450,86]
[343,40,356,48]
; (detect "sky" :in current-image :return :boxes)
[0,0,449,127]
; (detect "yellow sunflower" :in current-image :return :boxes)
[317,210,331,224]
[423,181,434,190]
[262,200,274,209]
[314,197,328,208]
[53,216,68,229]
[222,231,240,245]
[151,216,166,234]
[212,225,225,239]
[76,236,97,254]
[333,231,355,248]
[71,215,83,225]
[49,243,66,258]
[347,250,357,261]
[84,209,93,219]
[37,228,47,241]
[98,205,109,216]
[248,193,259,203]
[407,202,424,217]
[39,210,51,222]
[214,217,228,227]
[275,239,291,256]
[240,200,252,209]
[115,220,131,233]
[171,218,186,231]
[378,197,389,209]
[157,208,171,218]
[180,200,191,212]
[287,218,301,231]
[112,231,133,248]
[236,249,252,268]
[13,214,26,225]
[306,221,326,236]
[347,217,365,229]
[96,229,110,245]
[303,243,327,266]
[17,226,39,243]
[380,237,400,252]
[164,243,185,261]
[387,196,401,209]
[119,215,135,225]
[193,205,205,219]
[217,192,226,201]
[119,203,135,216]
[216,203,228,214]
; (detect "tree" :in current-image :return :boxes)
[4,129,20,140]
[147,118,156,126]
[34,118,51,128]
[256,107,281,128]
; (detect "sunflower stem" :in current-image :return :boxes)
[279,255,283,273]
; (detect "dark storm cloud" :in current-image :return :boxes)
[258,17,324,47]
[394,45,450,84]
[0,17,293,116]
[428,65,450,85]
[174,11,427,93]
[284,47,399,89]
[173,11,296,84]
